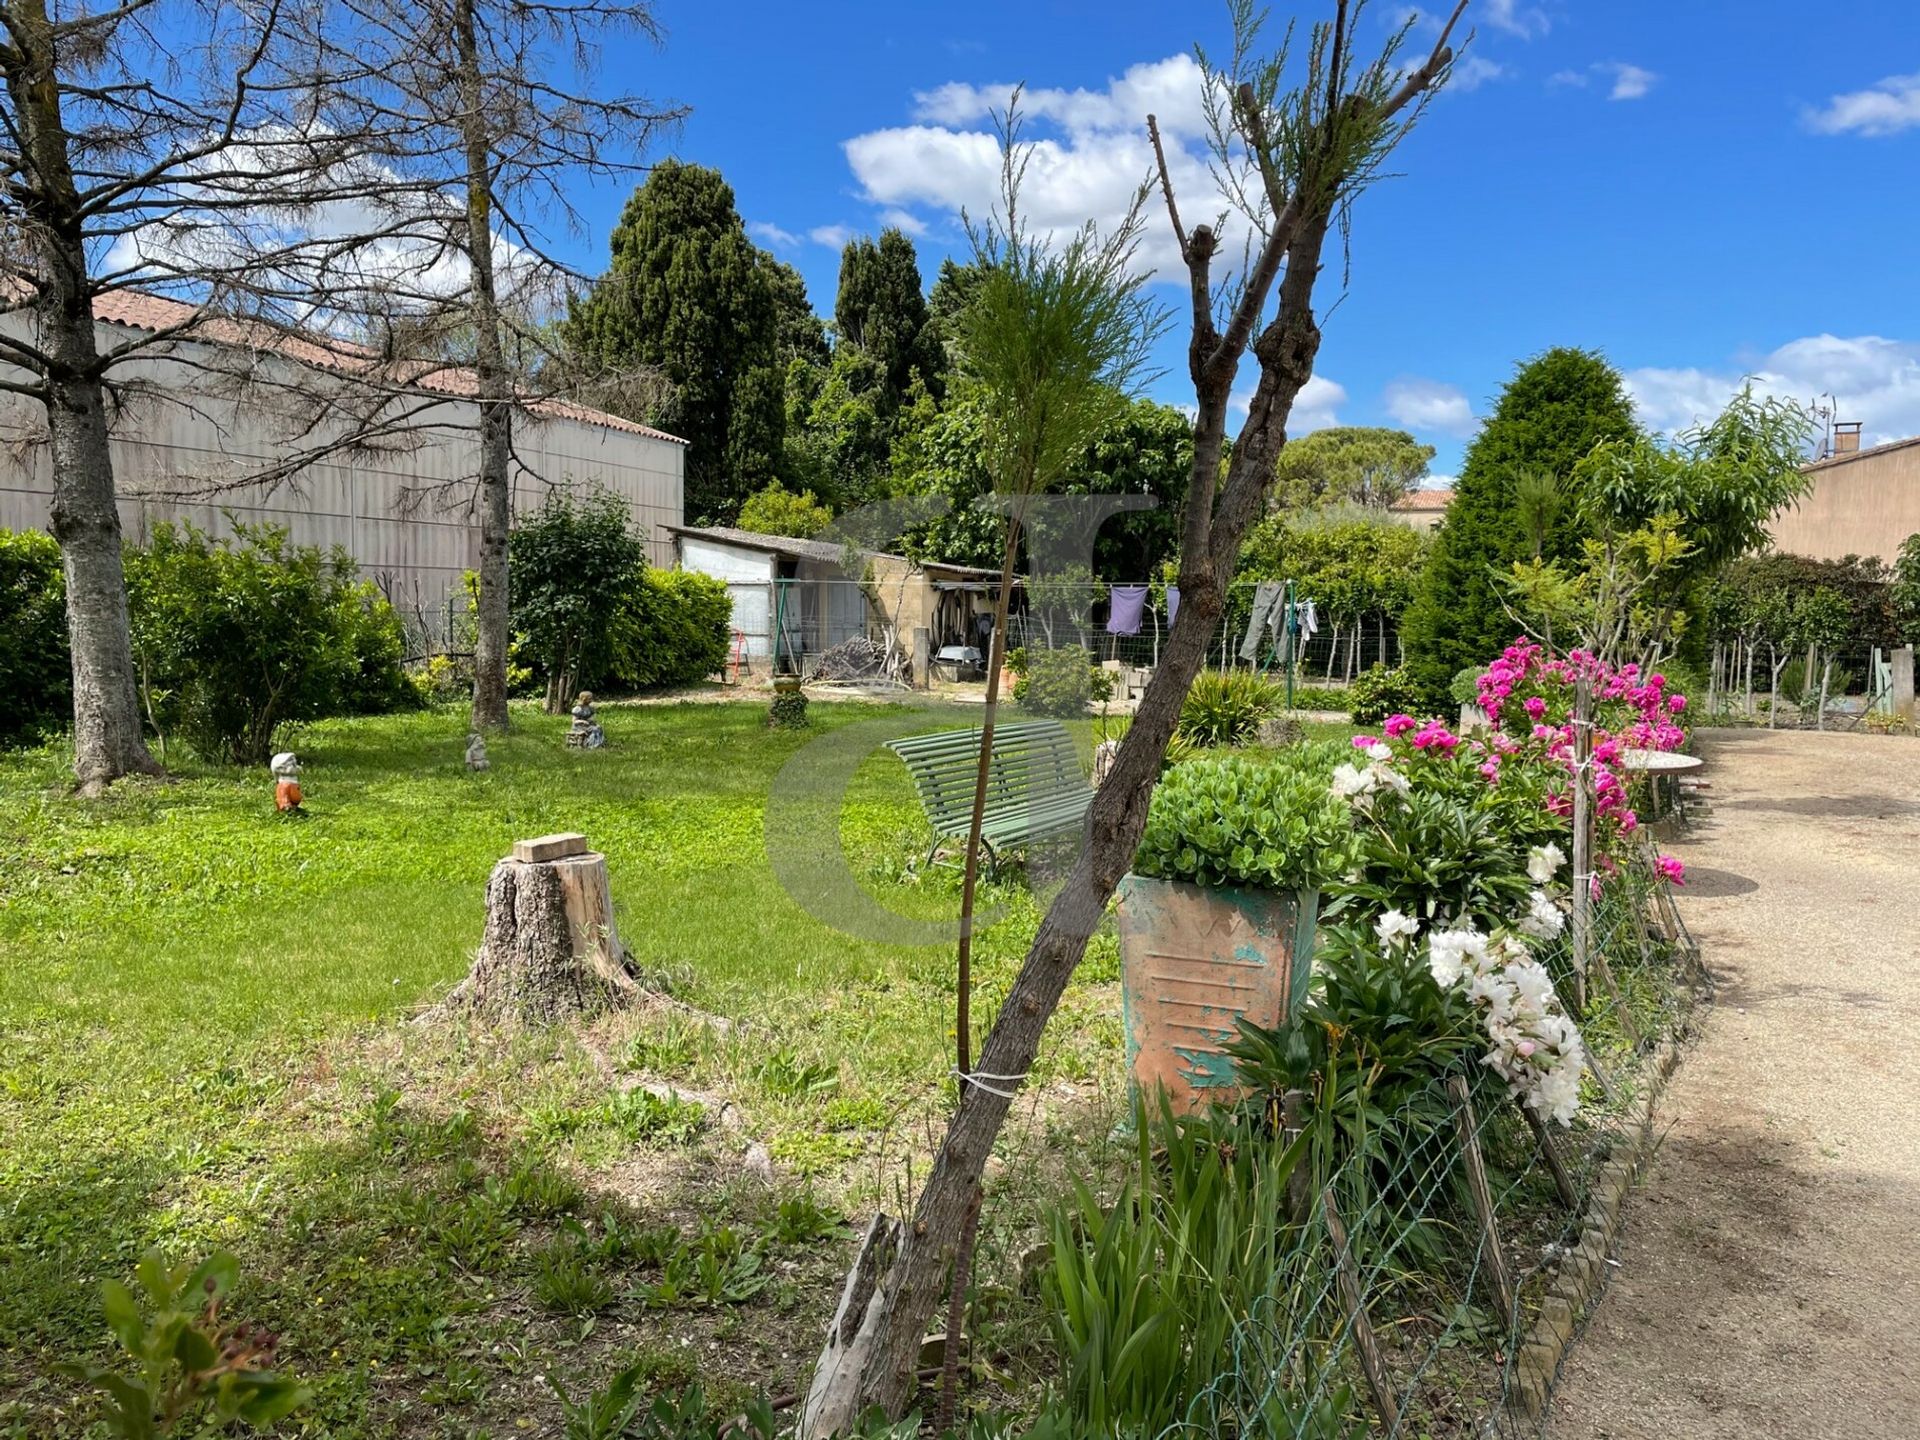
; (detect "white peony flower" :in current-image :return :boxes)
[1374,763,1412,797]
[1517,888,1567,940]
[1527,842,1567,885]
[1375,908,1420,947]
[1331,763,1376,799]
[1427,925,1491,989]
[1366,742,1393,762]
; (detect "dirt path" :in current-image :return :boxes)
[1549,729,1920,1438]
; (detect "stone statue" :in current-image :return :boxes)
[269,751,304,813]
[567,691,606,750]
[465,733,489,771]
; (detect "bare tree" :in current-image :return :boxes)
[801,2,1467,1429]
[0,0,399,792]
[294,0,682,730]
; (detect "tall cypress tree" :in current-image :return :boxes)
[832,227,945,414]
[1400,347,1639,699]
[565,161,782,522]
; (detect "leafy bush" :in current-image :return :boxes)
[1132,746,1355,891]
[1011,646,1114,717]
[510,488,649,708]
[125,520,417,764]
[611,569,731,688]
[1346,664,1426,724]
[1177,669,1282,746]
[736,483,833,539]
[0,529,69,748]
[1285,683,1350,713]
[1449,666,1484,707]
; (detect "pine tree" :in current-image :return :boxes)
[565,161,783,522]
[1400,347,1639,700]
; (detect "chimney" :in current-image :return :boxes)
[1833,421,1862,456]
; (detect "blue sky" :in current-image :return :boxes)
[566,0,1920,484]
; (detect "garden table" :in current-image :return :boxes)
[1620,748,1703,820]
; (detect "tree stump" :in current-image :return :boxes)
[434,833,639,1024]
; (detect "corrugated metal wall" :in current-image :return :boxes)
[0,318,685,651]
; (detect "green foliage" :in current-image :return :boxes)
[125,520,416,764]
[1401,348,1639,701]
[761,255,829,368]
[1896,533,1920,642]
[833,228,945,415]
[612,570,732,690]
[1330,789,1530,931]
[0,529,70,747]
[1448,666,1484,707]
[1177,670,1283,746]
[509,486,645,694]
[531,1242,616,1315]
[1009,646,1112,717]
[1271,426,1435,511]
[1235,512,1430,642]
[1706,551,1899,660]
[1345,665,1426,725]
[1132,745,1355,891]
[735,483,833,539]
[60,1250,308,1437]
[767,683,809,728]
[565,161,784,522]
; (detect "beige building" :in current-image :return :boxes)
[1388,486,1453,532]
[0,291,686,646]
[1767,430,1920,564]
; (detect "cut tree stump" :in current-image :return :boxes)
[433,838,639,1024]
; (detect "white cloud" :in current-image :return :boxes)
[844,54,1237,282]
[1604,63,1657,101]
[1804,72,1920,137]
[1449,57,1509,94]
[748,221,800,247]
[1483,0,1549,40]
[878,207,928,237]
[1423,472,1459,492]
[1384,377,1477,436]
[1232,373,1346,433]
[808,224,855,249]
[1626,334,1920,447]
[1548,69,1587,89]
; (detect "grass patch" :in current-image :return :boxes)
[0,700,1138,1434]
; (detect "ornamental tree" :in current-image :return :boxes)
[1271,425,1436,510]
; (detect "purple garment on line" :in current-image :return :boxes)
[1166,586,1180,626]
[1105,585,1148,635]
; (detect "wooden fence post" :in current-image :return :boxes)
[1321,1188,1401,1433]
[1520,1102,1581,1211]
[1449,1077,1518,1331]
[1281,1088,1311,1223]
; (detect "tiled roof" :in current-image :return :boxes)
[86,289,686,445]
[1391,487,1454,512]
[1801,434,1920,473]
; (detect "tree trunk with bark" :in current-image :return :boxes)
[456,0,513,732]
[9,0,161,794]
[436,836,639,1023]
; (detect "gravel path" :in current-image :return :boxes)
[1549,728,1920,1439]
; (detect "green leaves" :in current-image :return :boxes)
[1132,744,1356,892]
[62,1248,308,1439]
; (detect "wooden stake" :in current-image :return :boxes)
[1520,1102,1581,1211]
[1449,1078,1517,1331]
[1322,1188,1400,1432]
[1280,1088,1310,1223]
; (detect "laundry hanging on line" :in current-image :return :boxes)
[1238,581,1285,662]
[1105,585,1148,636]
[1165,586,1180,626]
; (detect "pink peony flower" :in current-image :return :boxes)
[1523,696,1547,719]
[1352,734,1381,750]
[1655,853,1685,885]
[1668,694,1687,714]
[1383,714,1417,738]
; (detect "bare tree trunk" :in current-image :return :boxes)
[457,0,513,732]
[9,0,160,794]
[1817,655,1832,730]
[1743,639,1756,717]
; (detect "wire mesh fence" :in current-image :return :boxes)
[1128,863,1692,1440]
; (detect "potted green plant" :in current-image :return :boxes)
[1119,747,1355,1111]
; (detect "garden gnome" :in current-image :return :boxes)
[465,732,489,771]
[567,691,606,750]
[269,751,303,813]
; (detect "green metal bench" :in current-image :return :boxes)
[886,720,1093,866]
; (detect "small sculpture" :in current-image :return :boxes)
[270,751,304,813]
[465,732,489,771]
[567,691,606,750]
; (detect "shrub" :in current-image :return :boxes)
[1011,646,1114,717]
[510,487,648,707]
[611,570,731,689]
[1346,664,1426,724]
[125,520,416,764]
[1448,666,1483,707]
[1177,670,1281,746]
[1132,745,1355,891]
[1284,683,1350,713]
[736,483,833,539]
[0,529,69,748]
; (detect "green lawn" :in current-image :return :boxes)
[0,699,1358,1436]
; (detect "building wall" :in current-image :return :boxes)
[678,536,776,661]
[1767,443,1920,563]
[0,316,685,646]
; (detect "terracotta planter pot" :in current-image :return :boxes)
[1115,874,1320,1113]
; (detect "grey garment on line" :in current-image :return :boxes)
[1239,581,1285,661]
